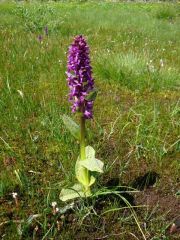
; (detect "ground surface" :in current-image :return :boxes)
[0,1,179,239]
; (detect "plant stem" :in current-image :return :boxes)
[80,114,90,195]
[80,115,86,160]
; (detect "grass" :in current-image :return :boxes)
[0,1,180,239]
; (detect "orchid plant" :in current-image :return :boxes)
[60,35,104,201]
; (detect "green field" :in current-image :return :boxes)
[0,1,180,239]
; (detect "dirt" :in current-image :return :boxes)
[135,188,180,239]
[135,187,180,221]
[1,172,179,240]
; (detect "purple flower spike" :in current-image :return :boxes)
[38,35,43,43]
[44,26,48,36]
[66,35,94,119]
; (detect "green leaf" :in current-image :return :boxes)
[176,190,180,196]
[75,157,90,187]
[59,184,89,202]
[62,114,80,140]
[80,158,104,173]
[75,157,97,187]
[75,146,104,188]
[80,146,104,173]
[85,89,98,101]
[85,145,95,159]
[89,175,96,186]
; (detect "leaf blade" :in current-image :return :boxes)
[59,184,87,202]
[80,158,104,173]
[62,114,80,140]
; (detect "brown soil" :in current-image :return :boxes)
[135,188,180,220]
[135,187,180,237]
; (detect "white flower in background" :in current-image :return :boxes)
[17,90,24,98]
[12,192,18,199]
[52,202,60,215]
[51,202,57,207]
[55,207,59,213]
[12,192,18,206]
[147,60,155,73]
[160,59,164,68]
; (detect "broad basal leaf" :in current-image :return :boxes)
[75,156,97,187]
[75,157,90,187]
[75,146,104,188]
[59,183,88,202]
[62,114,80,140]
[80,146,104,173]
[85,145,95,159]
[80,157,104,173]
[89,175,96,186]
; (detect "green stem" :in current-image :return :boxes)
[80,114,90,195]
[80,116,86,160]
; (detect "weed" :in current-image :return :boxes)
[0,1,179,239]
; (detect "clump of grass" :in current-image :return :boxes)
[155,5,177,20]
[0,1,179,239]
[14,4,55,32]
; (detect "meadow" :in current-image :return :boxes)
[0,1,180,239]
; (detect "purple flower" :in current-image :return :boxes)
[44,26,48,36]
[38,35,43,43]
[66,35,94,119]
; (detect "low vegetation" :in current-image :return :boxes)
[0,1,179,239]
